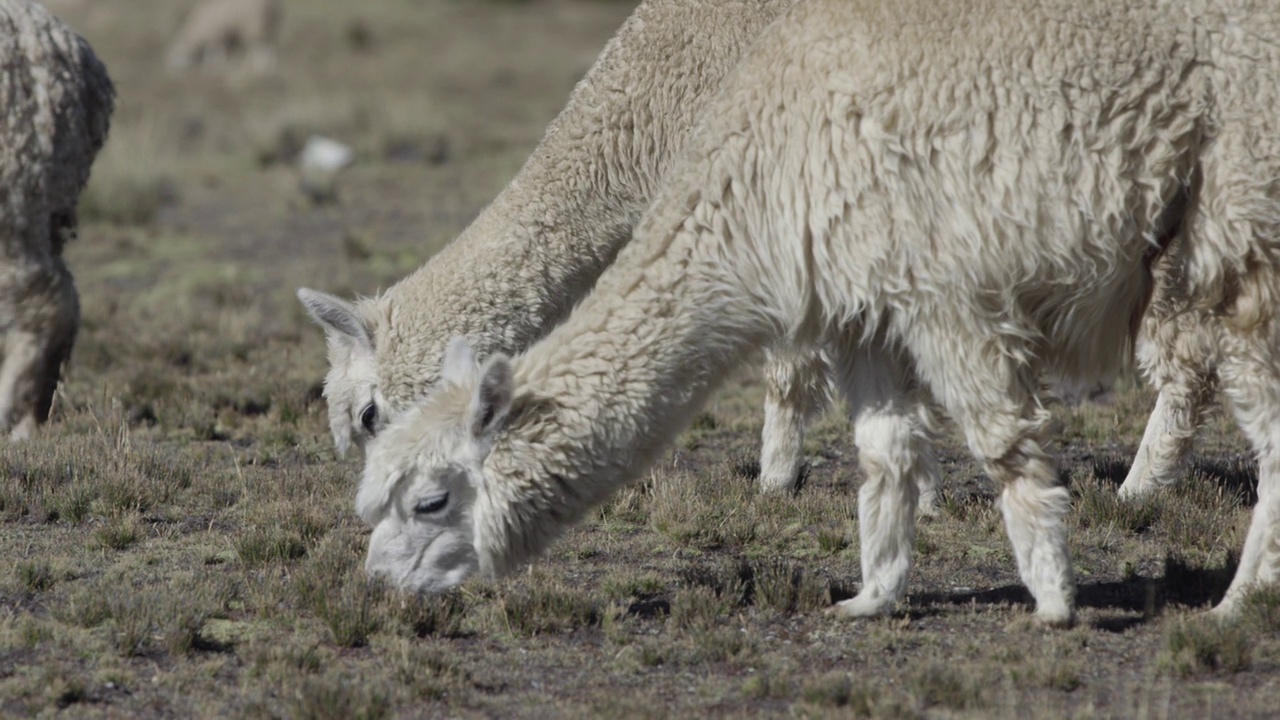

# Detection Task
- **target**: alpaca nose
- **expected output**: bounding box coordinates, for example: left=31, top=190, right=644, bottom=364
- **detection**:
left=363, top=535, right=395, bottom=581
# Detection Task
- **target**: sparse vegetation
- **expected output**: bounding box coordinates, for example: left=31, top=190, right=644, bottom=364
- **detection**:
left=1157, top=614, right=1254, bottom=678
left=0, top=0, right=1277, bottom=717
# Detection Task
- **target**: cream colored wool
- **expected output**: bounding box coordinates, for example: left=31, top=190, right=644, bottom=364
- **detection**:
left=299, top=0, right=1224, bottom=512
left=0, top=0, right=113, bottom=440
left=299, top=0, right=855, bottom=496
left=359, top=0, right=1280, bottom=625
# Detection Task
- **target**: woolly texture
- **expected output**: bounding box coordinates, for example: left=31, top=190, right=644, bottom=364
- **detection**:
left=362, top=0, right=1280, bottom=624
left=298, top=0, right=799, bottom=467
left=0, top=0, right=113, bottom=440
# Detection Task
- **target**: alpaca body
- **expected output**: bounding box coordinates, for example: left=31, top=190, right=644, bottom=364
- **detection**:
left=0, top=0, right=114, bottom=439
left=360, top=0, right=1280, bottom=623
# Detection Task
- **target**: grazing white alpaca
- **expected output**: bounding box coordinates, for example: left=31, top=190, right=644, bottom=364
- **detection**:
left=0, top=1, right=114, bottom=439
left=166, top=0, right=282, bottom=74
left=299, top=0, right=909, bottom=499
left=359, top=0, right=1280, bottom=624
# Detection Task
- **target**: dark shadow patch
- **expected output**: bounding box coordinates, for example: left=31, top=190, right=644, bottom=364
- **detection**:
left=793, top=461, right=811, bottom=495
left=625, top=597, right=670, bottom=620
left=730, top=459, right=760, bottom=481
left=1092, top=614, right=1147, bottom=633
left=913, top=584, right=1033, bottom=612
left=1189, top=456, right=1258, bottom=506
left=908, top=552, right=1237, bottom=622
left=1091, top=454, right=1133, bottom=486
left=1159, top=553, right=1238, bottom=609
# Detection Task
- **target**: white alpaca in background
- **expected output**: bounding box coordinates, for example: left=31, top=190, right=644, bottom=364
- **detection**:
left=166, top=0, right=282, bottom=74
left=357, top=0, right=1280, bottom=624
left=0, top=0, right=114, bottom=439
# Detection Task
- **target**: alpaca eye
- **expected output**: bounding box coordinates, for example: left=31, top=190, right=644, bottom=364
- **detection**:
left=360, top=403, right=378, bottom=434
left=413, top=493, right=449, bottom=515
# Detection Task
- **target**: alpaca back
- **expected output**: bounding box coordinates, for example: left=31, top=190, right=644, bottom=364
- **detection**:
left=623, top=0, right=1215, bottom=383
left=0, top=0, right=114, bottom=254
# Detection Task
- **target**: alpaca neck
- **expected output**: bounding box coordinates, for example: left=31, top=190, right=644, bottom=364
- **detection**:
left=388, top=0, right=789, bottom=360
left=476, top=200, right=783, bottom=575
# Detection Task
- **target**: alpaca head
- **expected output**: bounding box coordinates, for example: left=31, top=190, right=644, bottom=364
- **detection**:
left=357, top=337, right=514, bottom=594
left=297, top=288, right=387, bottom=458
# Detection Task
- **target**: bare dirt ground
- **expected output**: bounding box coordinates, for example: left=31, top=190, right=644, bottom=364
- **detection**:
left=2, top=1, right=1280, bottom=718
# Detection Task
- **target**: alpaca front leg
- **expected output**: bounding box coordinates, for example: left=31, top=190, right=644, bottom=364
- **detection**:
left=913, top=429, right=942, bottom=519
left=825, top=346, right=928, bottom=618
left=0, top=330, right=43, bottom=439
left=833, top=408, right=926, bottom=617
left=992, top=441, right=1075, bottom=626
left=759, top=347, right=830, bottom=493
left=1118, top=374, right=1211, bottom=499
left=1121, top=311, right=1217, bottom=498
left=1209, top=348, right=1280, bottom=617
left=1211, top=450, right=1280, bottom=617
left=0, top=257, right=78, bottom=440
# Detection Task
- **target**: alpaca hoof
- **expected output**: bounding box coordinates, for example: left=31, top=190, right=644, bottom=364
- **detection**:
left=757, top=473, right=797, bottom=494
left=8, top=415, right=36, bottom=442
left=1208, top=596, right=1241, bottom=620
left=916, top=492, right=940, bottom=520
left=1115, top=480, right=1145, bottom=501
left=757, top=461, right=802, bottom=494
left=829, top=592, right=894, bottom=619
left=1033, top=604, right=1075, bottom=628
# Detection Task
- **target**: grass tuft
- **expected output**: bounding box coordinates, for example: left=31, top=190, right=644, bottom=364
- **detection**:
left=497, top=577, right=603, bottom=636
left=390, top=588, right=468, bottom=638
left=906, top=660, right=988, bottom=711
left=1071, top=472, right=1161, bottom=533
left=799, top=672, right=883, bottom=714
left=287, top=673, right=392, bottom=720
left=1157, top=614, right=1253, bottom=677
left=236, top=507, right=329, bottom=566
left=95, top=513, right=143, bottom=551
left=15, top=560, right=56, bottom=593
left=748, top=558, right=831, bottom=613
left=309, top=571, right=385, bottom=649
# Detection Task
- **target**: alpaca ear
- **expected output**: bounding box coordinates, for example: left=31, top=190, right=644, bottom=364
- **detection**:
left=441, top=337, right=477, bottom=386
left=470, top=355, right=513, bottom=440
left=298, top=288, right=373, bottom=354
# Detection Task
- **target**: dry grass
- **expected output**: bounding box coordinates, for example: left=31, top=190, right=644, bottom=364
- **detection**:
left=2, top=0, right=1279, bottom=717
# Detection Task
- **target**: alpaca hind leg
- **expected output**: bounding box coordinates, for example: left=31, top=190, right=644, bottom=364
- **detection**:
left=759, top=346, right=830, bottom=493
left=1209, top=342, right=1280, bottom=617
left=830, top=346, right=933, bottom=618
left=913, top=327, right=1074, bottom=625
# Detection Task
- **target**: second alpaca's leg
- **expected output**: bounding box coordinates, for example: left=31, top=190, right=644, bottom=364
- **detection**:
left=1120, top=313, right=1217, bottom=498
left=760, top=345, right=942, bottom=516
left=759, top=347, right=830, bottom=493
left=830, top=344, right=934, bottom=617
left=1209, top=333, right=1280, bottom=617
